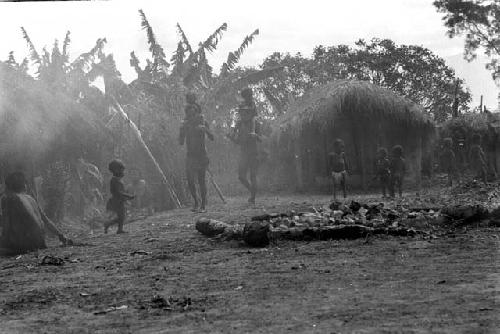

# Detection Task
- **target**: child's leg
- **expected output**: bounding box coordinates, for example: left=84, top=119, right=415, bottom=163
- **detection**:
left=332, top=176, right=337, bottom=201
left=389, top=177, right=395, bottom=198
left=398, top=177, right=403, bottom=197
left=238, top=157, right=252, bottom=193
left=197, top=167, right=207, bottom=210
left=104, top=214, right=118, bottom=234
left=186, top=166, right=198, bottom=210
left=380, top=176, right=386, bottom=197
left=341, top=172, right=347, bottom=199
left=248, top=165, right=257, bottom=204
left=116, top=205, right=126, bottom=234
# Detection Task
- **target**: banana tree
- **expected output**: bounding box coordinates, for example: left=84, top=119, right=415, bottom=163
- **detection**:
left=128, top=10, right=283, bottom=125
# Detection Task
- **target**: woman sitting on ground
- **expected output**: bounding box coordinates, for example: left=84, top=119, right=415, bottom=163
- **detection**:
left=0, top=172, right=72, bottom=256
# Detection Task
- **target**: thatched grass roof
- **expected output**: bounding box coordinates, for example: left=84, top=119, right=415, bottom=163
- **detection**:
left=0, top=62, right=104, bottom=159
left=278, top=80, right=434, bottom=131
left=441, top=112, right=500, bottom=139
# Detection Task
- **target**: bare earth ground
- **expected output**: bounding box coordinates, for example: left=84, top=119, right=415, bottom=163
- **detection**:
left=0, top=193, right=499, bottom=334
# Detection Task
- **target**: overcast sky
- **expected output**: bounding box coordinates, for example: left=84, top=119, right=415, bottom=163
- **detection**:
left=0, top=0, right=497, bottom=108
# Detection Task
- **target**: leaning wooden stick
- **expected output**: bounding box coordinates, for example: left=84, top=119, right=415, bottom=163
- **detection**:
left=207, top=169, right=227, bottom=204
left=111, top=98, right=181, bottom=208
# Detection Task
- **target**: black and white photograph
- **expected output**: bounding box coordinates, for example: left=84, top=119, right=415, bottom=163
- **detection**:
left=0, top=0, right=498, bottom=332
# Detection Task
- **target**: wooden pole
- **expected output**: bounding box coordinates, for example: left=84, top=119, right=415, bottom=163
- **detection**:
left=111, top=99, right=181, bottom=208
left=207, top=169, right=226, bottom=203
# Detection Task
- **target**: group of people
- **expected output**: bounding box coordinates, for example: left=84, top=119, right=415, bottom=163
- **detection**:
left=328, top=139, right=406, bottom=200
left=0, top=87, right=263, bottom=254
left=329, top=132, right=491, bottom=201
left=178, top=87, right=261, bottom=212
left=439, top=133, right=488, bottom=186
left=2, top=87, right=491, bottom=254
left=104, top=87, right=262, bottom=233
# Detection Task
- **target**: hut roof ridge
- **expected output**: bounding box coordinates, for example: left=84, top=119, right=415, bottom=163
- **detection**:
left=279, top=80, right=434, bottom=130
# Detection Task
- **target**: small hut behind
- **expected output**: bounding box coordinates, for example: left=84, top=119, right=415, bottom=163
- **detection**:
left=266, top=80, right=436, bottom=191
left=440, top=112, right=500, bottom=178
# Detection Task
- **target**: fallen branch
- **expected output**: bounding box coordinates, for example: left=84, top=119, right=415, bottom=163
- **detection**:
left=195, top=218, right=422, bottom=247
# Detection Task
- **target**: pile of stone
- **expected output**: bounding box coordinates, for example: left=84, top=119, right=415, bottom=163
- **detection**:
left=195, top=201, right=495, bottom=247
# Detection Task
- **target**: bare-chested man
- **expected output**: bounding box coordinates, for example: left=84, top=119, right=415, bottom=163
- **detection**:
left=179, top=92, right=214, bottom=212
left=229, top=88, right=260, bottom=204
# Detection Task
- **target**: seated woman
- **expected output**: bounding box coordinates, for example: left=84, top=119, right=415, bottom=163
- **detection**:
left=0, top=172, right=72, bottom=256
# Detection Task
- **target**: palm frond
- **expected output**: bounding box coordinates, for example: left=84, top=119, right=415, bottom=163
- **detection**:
left=88, top=54, right=121, bottom=84
left=263, top=88, right=284, bottom=116
left=6, top=51, right=18, bottom=67
left=129, top=51, right=143, bottom=76
left=62, top=31, right=71, bottom=62
left=176, top=23, right=193, bottom=54
left=199, top=23, right=227, bottom=53
left=170, top=41, right=185, bottom=74
left=41, top=47, right=50, bottom=66
left=220, top=28, right=259, bottom=76
left=20, top=27, right=41, bottom=66
left=180, top=23, right=227, bottom=85
left=197, top=48, right=212, bottom=88
left=206, top=66, right=284, bottom=106
left=138, top=9, right=169, bottom=71
left=233, top=65, right=284, bottom=90
left=51, top=39, right=62, bottom=62
left=71, top=38, right=107, bottom=73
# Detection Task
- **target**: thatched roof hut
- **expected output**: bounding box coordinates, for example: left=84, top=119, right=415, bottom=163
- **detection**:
left=267, top=80, right=436, bottom=191
left=440, top=112, right=500, bottom=177
left=0, top=62, right=106, bottom=176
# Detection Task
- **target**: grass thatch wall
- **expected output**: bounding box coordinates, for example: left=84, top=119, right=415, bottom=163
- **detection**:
left=265, top=80, right=436, bottom=192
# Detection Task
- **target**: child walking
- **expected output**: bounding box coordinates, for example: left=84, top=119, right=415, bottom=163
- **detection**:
left=375, top=147, right=391, bottom=198
left=104, top=159, right=135, bottom=234
left=389, top=145, right=406, bottom=198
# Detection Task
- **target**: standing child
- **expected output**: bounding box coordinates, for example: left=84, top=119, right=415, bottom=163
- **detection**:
left=440, top=137, right=458, bottom=186
left=389, top=145, right=406, bottom=198
left=104, top=159, right=135, bottom=234
left=469, top=133, right=487, bottom=184
left=375, top=147, right=391, bottom=198
left=328, top=139, right=348, bottom=200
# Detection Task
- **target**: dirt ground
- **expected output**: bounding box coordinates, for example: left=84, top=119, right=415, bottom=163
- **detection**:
left=0, top=193, right=499, bottom=333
